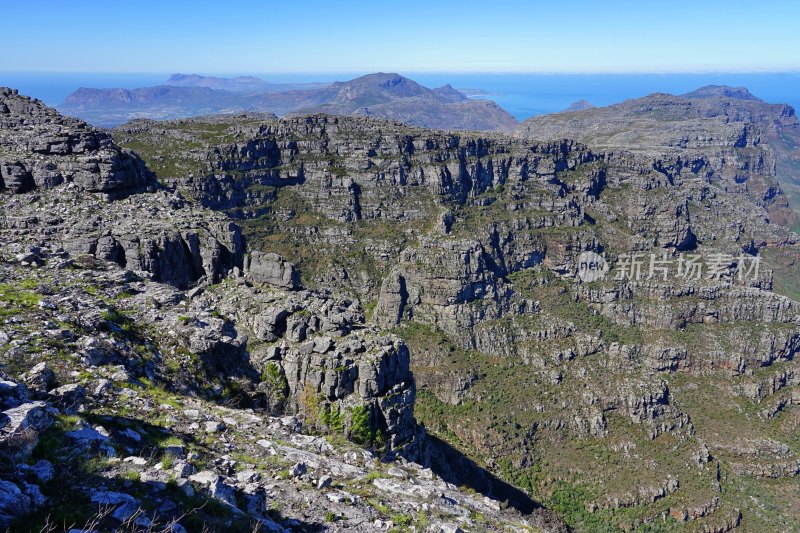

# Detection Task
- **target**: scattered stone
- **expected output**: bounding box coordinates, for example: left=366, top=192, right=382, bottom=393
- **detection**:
left=205, top=420, right=224, bottom=433
left=47, top=383, right=86, bottom=414
left=291, top=462, right=307, bottom=477
left=21, top=362, right=55, bottom=393
left=1, top=401, right=52, bottom=435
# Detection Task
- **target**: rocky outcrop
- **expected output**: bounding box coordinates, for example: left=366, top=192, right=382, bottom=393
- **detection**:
left=244, top=251, right=300, bottom=290
left=105, top=102, right=800, bottom=531
left=515, top=88, right=800, bottom=226
left=0, top=93, right=245, bottom=289
left=0, top=87, right=153, bottom=195
left=179, top=281, right=426, bottom=459
left=1, top=189, right=244, bottom=289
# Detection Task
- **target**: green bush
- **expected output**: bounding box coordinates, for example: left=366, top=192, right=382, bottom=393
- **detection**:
left=321, top=404, right=345, bottom=432
left=349, top=405, right=373, bottom=445
left=262, top=362, right=289, bottom=405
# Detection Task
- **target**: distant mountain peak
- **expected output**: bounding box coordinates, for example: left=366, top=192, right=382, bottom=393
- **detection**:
left=163, top=73, right=282, bottom=94
left=681, top=85, right=763, bottom=102
left=167, top=73, right=202, bottom=82
left=339, top=73, right=417, bottom=89
left=354, top=72, right=403, bottom=81
left=58, top=72, right=515, bottom=131
left=321, top=73, right=468, bottom=107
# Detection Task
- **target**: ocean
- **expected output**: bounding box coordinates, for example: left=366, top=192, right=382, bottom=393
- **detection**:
left=2, top=71, right=799, bottom=121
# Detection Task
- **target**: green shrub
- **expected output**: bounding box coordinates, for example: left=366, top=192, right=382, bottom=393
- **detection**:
left=161, top=452, right=176, bottom=470
left=350, top=405, right=373, bottom=445
left=321, top=404, right=345, bottom=432
left=391, top=513, right=413, bottom=526
left=262, top=362, right=289, bottom=402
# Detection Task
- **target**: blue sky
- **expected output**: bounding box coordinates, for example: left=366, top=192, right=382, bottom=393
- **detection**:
left=2, top=0, right=799, bottom=73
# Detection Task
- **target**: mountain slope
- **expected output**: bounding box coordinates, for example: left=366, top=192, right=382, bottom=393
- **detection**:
left=112, top=98, right=800, bottom=531
left=0, top=88, right=561, bottom=532
left=58, top=73, right=519, bottom=132
left=292, top=73, right=517, bottom=132
left=515, top=86, right=800, bottom=224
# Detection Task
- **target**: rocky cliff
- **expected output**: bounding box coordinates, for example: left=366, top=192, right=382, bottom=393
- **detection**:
left=111, top=94, right=800, bottom=531
left=0, top=87, right=152, bottom=195
left=0, top=90, right=560, bottom=532
left=515, top=86, right=800, bottom=226
left=5, top=80, right=800, bottom=530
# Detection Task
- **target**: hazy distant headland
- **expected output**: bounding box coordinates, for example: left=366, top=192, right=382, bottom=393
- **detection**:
left=4, top=70, right=800, bottom=126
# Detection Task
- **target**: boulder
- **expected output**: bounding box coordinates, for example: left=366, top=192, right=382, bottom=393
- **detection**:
left=21, top=363, right=55, bottom=393
left=0, top=480, right=43, bottom=528
left=1, top=402, right=52, bottom=435
left=244, top=252, right=300, bottom=290
left=47, top=384, right=86, bottom=414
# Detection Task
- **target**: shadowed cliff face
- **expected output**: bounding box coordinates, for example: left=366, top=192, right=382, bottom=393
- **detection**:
left=111, top=94, right=800, bottom=531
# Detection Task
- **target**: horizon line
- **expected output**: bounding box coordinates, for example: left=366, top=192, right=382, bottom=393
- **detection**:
left=3, top=68, right=800, bottom=76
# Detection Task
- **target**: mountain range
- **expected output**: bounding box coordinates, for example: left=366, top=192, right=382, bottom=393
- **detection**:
left=3, top=81, right=800, bottom=531
left=58, top=72, right=519, bottom=132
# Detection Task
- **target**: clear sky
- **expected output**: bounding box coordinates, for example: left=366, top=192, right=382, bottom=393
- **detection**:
left=2, top=0, right=799, bottom=73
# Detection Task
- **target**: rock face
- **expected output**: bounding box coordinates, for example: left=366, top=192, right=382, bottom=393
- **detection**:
left=0, top=88, right=244, bottom=289
left=0, top=90, right=561, bottom=531
left=188, top=281, right=424, bottom=458
left=244, top=251, right=300, bottom=290
left=0, top=87, right=153, bottom=195
left=7, top=83, right=800, bottom=530
left=110, top=91, right=800, bottom=531
left=515, top=86, right=800, bottom=226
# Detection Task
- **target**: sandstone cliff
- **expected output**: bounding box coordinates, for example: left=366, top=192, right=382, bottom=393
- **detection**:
left=0, top=90, right=551, bottom=532
left=110, top=98, right=800, bottom=531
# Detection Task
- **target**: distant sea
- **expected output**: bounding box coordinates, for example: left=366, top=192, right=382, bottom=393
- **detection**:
left=2, top=71, right=800, bottom=121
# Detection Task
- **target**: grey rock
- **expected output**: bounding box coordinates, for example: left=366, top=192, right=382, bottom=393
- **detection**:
left=291, top=462, right=307, bottom=477
left=0, top=380, right=27, bottom=409
left=189, top=470, right=220, bottom=486
left=47, top=383, right=86, bottom=414
left=66, top=424, right=109, bottom=443
left=0, top=480, right=42, bottom=527
left=21, top=362, right=55, bottom=393
left=173, top=461, right=196, bottom=478
left=21, top=460, right=54, bottom=483
left=1, top=401, right=51, bottom=435
left=163, top=444, right=186, bottom=458
left=244, top=251, right=300, bottom=290
left=205, top=420, right=225, bottom=433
